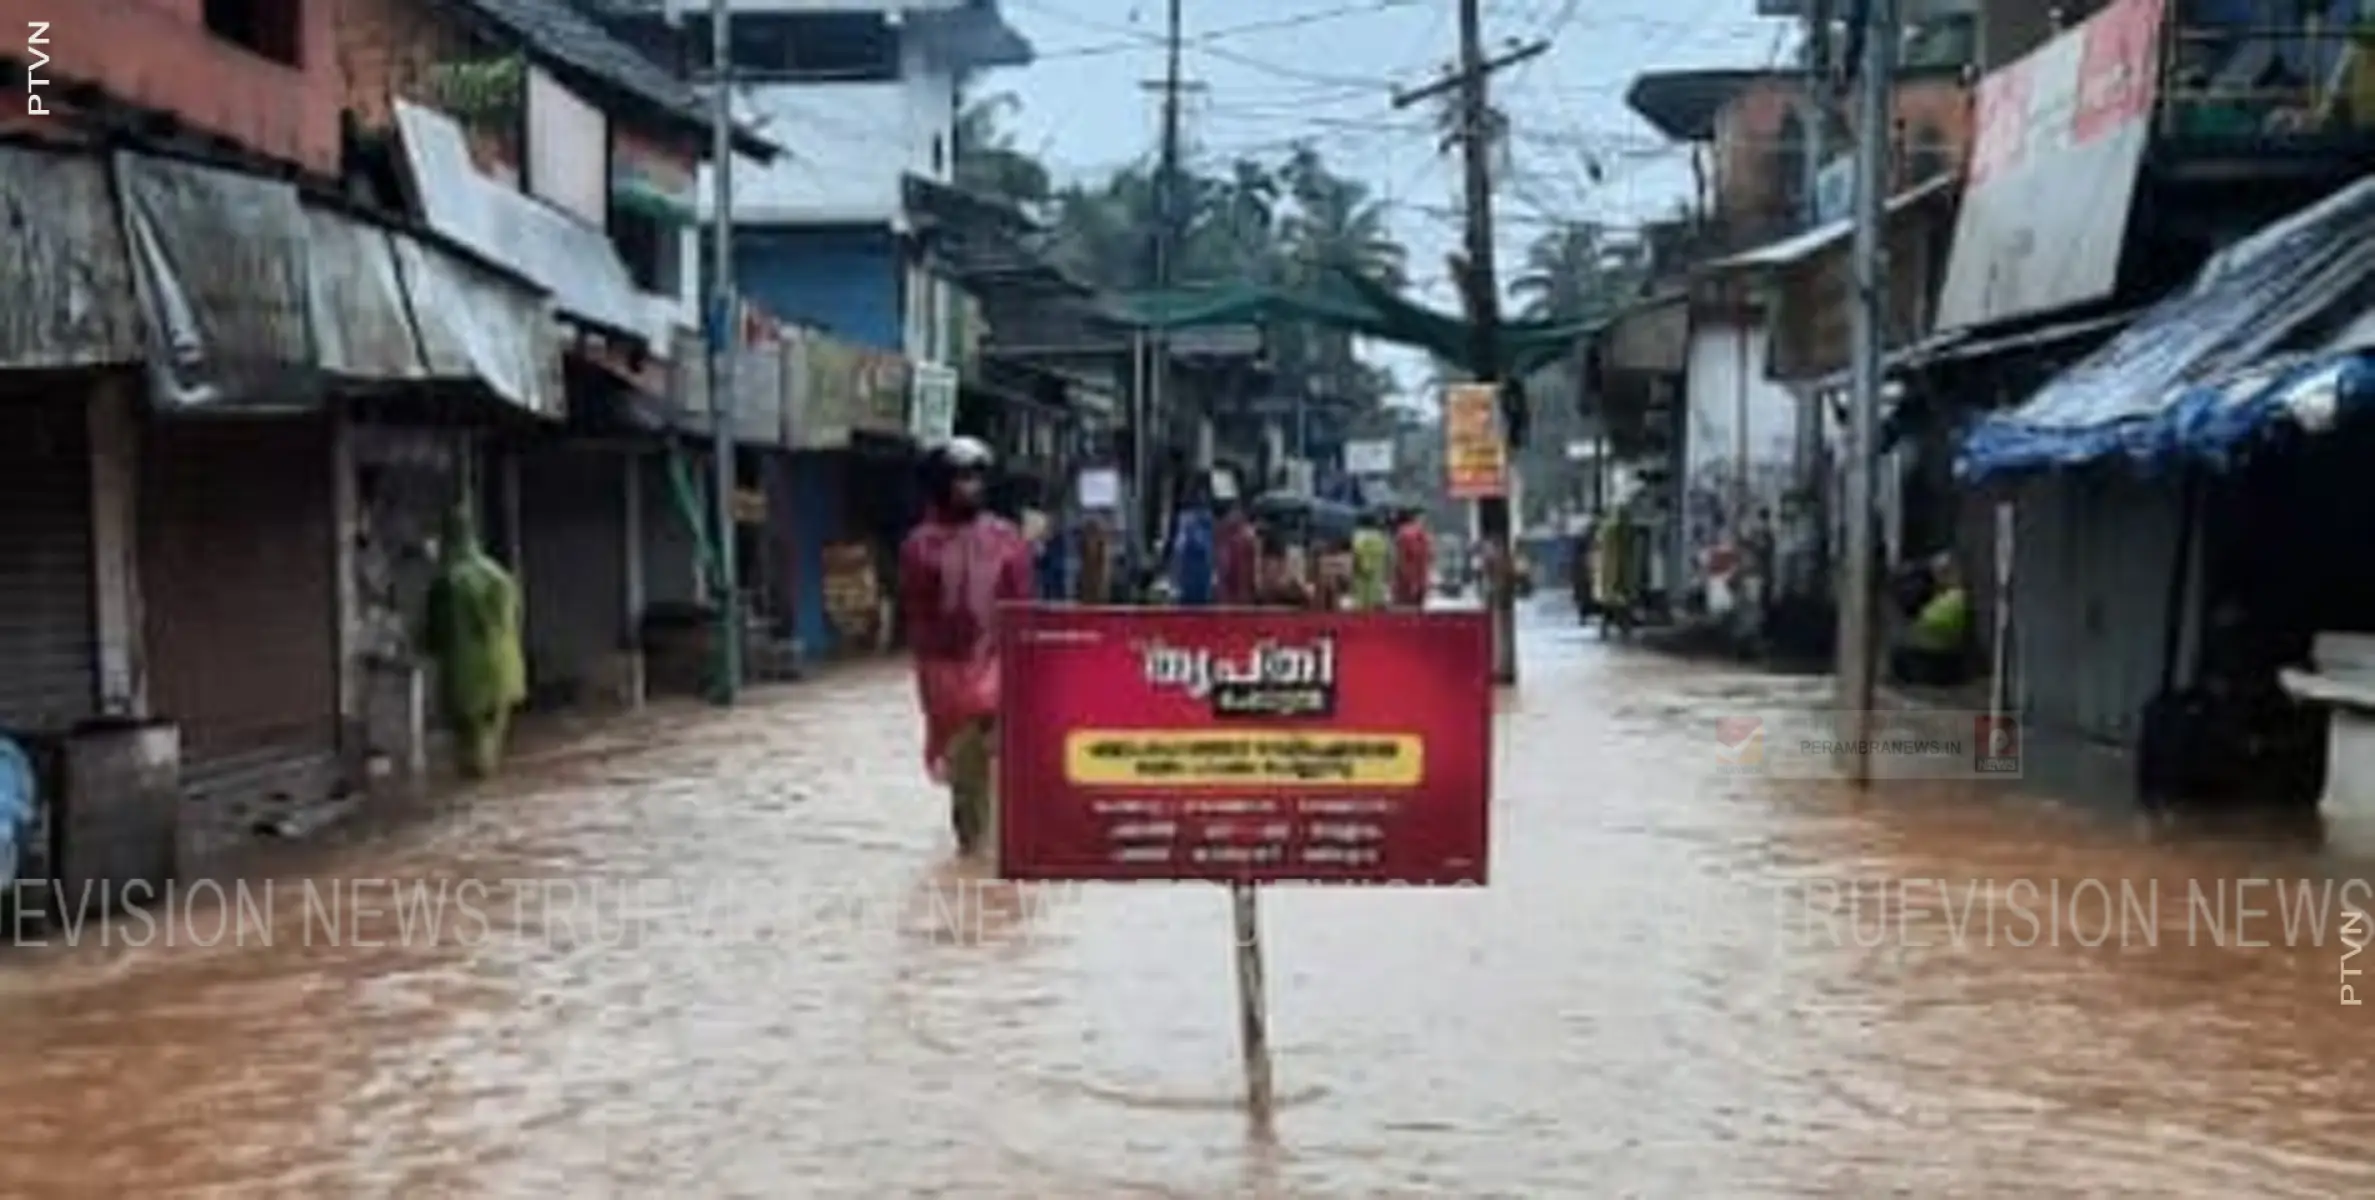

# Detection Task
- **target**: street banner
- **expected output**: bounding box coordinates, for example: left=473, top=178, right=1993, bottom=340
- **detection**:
left=997, top=605, right=1493, bottom=885
left=1443, top=383, right=1508, bottom=498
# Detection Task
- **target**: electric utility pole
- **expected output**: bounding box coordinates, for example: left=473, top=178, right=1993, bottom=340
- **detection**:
left=706, top=0, right=743, bottom=703
left=1393, top=5, right=1548, bottom=685
left=1129, top=0, right=1188, bottom=583
left=1801, top=0, right=1836, bottom=223
left=1838, top=0, right=1896, bottom=783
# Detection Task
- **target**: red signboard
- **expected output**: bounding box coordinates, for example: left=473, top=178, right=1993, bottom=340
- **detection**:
left=2071, top=0, right=2163, bottom=144
left=997, top=605, right=1492, bottom=886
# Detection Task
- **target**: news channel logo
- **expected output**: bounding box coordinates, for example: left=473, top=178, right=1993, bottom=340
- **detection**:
left=1713, top=710, right=2023, bottom=779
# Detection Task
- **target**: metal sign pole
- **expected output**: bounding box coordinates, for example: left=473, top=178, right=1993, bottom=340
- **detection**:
left=1230, top=880, right=1276, bottom=1134
left=1988, top=499, right=2014, bottom=732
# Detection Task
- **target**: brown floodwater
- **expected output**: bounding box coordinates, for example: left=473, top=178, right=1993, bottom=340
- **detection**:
left=0, top=607, right=2367, bottom=1197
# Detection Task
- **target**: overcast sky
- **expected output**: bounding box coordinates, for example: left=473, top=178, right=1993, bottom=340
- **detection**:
left=991, top=0, right=1785, bottom=398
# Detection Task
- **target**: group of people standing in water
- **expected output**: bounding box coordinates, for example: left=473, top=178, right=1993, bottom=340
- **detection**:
left=897, top=438, right=1443, bottom=857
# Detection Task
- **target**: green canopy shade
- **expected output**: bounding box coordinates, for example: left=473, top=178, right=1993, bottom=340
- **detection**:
left=612, top=178, right=698, bottom=227
left=1106, top=262, right=1595, bottom=379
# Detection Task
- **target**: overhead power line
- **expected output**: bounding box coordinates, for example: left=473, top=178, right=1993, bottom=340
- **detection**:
left=1036, top=0, right=1426, bottom=61
left=1008, top=0, right=1402, bottom=89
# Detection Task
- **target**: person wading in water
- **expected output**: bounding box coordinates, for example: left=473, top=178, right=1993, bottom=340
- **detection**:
left=899, top=437, right=1034, bottom=857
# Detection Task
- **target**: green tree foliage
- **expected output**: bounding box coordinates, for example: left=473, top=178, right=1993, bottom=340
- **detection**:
left=952, top=98, right=1643, bottom=522
left=953, top=95, right=1407, bottom=417
left=1509, top=221, right=1648, bottom=527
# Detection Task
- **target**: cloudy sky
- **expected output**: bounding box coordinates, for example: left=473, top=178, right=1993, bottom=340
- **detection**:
left=991, top=0, right=1787, bottom=397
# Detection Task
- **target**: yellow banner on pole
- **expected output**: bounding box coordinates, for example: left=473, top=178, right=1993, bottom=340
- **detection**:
left=1443, top=383, right=1508, bottom=499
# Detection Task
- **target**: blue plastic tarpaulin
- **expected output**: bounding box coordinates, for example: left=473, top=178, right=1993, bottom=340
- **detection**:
left=1957, top=176, right=2375, bottom=482
left=0, top=736, right=35, bottom=892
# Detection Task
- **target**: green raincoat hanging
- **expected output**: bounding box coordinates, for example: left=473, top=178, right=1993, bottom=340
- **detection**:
left=424, top=504, right=526, bottom=778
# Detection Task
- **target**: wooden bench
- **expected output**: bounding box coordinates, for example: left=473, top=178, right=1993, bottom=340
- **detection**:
left=2278, top=632, right=2375, bottom=820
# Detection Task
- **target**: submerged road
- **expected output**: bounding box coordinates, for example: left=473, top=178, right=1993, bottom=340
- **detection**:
left=0, top=607, right=2367, bottom=1196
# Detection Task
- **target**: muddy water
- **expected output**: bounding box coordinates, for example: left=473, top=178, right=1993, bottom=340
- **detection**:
left=0, top=610, right=2369, bottom=1197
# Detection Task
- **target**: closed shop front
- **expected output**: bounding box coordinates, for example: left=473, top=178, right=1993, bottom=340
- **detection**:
left=518, top=443, right=633, bottom=707
left=140, top=416, right=340, bottom=841
left=0, top=390, right=97, bottom=735
left=352, top=423, right=469, bottom=777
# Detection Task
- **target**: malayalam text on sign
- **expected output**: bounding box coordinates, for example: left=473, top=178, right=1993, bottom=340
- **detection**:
left=998, top=606, right=1492, bottom=885
left=1443, top=383, right=1508, bottom=499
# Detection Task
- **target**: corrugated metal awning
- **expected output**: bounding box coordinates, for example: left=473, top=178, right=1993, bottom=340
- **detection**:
left=395, top=100, right=661, bottom=345
left=392, top=232, right=564, bottom=419
left=0, top=145, right=144, bottom=369
left=1896, top=309, right=2135, bottom=373
left=302, top=205, right=427, bottom=381
left=1704, top=175, right=1958, bottom=274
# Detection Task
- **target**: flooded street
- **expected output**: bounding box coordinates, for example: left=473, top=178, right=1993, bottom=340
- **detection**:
left=0, top=608, right=2369, bottom=1197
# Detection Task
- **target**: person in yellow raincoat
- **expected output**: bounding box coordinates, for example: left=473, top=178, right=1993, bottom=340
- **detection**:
left=1349, top=509, right=1393, bottom=611
left=424, top=503, right=527, bottom=778
left=1593, top=502, right=1638, bottom=638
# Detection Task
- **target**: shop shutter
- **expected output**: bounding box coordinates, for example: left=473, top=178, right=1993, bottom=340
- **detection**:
left=519, top=446, right=627, bottom=699
left=140, top=417, right=338, bottom=769
left=0, top=395, right=97, bottom=734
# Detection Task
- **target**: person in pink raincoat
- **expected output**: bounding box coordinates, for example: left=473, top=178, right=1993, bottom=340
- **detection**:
left=898, top=437, right=1035, bottom=856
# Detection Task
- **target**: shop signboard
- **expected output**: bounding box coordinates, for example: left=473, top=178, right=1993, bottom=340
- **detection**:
left=1443, top=383, right=1508, bottom=498
left=1343, top=438, right=1395, bottom=476
left=910, top=361, right=959, bottom=444
left=790, top=330, right=888, bottom=450
left=1934, top=0, right=2164, bottom=329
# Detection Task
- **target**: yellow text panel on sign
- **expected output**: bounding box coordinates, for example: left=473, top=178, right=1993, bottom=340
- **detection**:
left=1061, top=731, right=1425, bottom=788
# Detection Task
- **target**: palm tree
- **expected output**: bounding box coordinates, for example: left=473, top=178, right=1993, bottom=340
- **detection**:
left=1190, top=158, right=1281, bottom=284
left=1277, top=145, right=1405, bottom=287
left=1511, top=221, right=1644, bottom=322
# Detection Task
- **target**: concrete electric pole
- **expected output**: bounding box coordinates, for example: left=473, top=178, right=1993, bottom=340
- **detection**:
left=1129, top=0, right=1188, bottom=582
left=706, top=0, right=743, bottom=704
left=1837, top=0, right=1896, bottom=783
left=1392, top=4, right=1547, bottom=685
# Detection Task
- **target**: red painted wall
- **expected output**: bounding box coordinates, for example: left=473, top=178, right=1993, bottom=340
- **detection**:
left=0, top=0, right=341, bottom=174
left=1709, top=73, right=1973, bottom=230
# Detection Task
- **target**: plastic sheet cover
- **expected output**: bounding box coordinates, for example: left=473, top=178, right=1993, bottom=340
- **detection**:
left=1958, top=176, right=2375, bottom=481
left=0, top=146, right=144, bottom=369
left=113, top=150, right=317, bottom=409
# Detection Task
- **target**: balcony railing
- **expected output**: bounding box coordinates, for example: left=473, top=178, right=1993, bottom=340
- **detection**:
left=2158, top=20, right=2375, bottom=144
